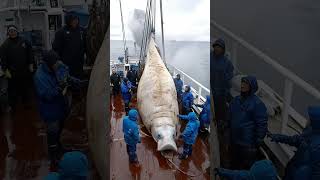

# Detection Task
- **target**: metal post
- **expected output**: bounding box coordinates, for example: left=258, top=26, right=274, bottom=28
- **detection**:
left=159, top=0, right=166, bottom=64
left=231, top=41, right=237, bottom=68
left=198, top=87, right=202, bottom=103
left=281, top=79, right=294, bottom=133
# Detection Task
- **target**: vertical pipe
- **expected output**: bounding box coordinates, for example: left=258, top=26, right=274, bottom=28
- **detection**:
left=159, top=0, right=166, bottom=64
left=118, top=0, right=126, bottom=60
left=198, top=87, right=202, bottom=103
left=281, top=79, right=294, bottom=133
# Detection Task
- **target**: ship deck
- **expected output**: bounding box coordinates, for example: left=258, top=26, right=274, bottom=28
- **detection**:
left=0, top=90, right=100, bottom=179
left=110, top=92, right=210, bottom=180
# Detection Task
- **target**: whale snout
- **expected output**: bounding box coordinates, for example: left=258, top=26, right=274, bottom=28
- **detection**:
left=152, top=125, right=177, bottom=152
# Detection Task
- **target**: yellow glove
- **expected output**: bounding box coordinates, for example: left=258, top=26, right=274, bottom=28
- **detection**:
left=5, top=69, right=11, bottom=79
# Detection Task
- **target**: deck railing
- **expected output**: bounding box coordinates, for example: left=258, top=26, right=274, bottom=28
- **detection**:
left=211, top=20, right=320, bottom=133
left=167, top=64, right=210, bottom=104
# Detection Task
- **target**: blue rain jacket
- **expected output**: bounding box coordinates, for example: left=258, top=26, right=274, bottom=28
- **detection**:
left=123, top=109, right=141, bottom=145
left=121, top=80, right=133, bottom=103
left=210, top=39, right=234, bottom=97
left=58, top=151, right=88, bottom=180
left=195, top=95, right=211, bottom=125
left=174, top=78, right=183, bottom=96
left=44, top=172, right=59, bottom=180
left=269, top=106, right=320, bottom=180
left=182, top=86, right=194, bottom=110
left=34, top=63, right=69, bottom=123
left=229, top=76, right=268, bottom=147
left=178, top=112, right=200, bottom=145
left=217, top=160, right=277, bottom=180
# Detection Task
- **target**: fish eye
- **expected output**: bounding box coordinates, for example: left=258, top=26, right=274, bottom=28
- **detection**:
left=157, top=134, right=162, bottom=139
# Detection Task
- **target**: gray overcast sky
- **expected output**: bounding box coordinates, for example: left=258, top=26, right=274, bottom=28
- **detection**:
left=110, top=0, right=210, bottom=41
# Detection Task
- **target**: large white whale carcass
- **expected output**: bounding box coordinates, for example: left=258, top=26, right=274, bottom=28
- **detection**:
left=137, top=38, right=179, bottom=152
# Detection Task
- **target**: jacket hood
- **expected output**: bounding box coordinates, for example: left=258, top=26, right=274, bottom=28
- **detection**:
left=44, top=173, right=59, bottom=180
left=188, top=112, right=198, bottom=121
left=128, top=109, right=138, bottom=121
left=185, top=85, right=191, bottom=92
left=58, top=151, right=88, bottom=178
left=65, top=14, right=79, bottom=27
left=250, top=160, right=277, bottom=180
left=242, top=75, right=258, bottom=95
left=308, top=106, right=320, bottom=130
left=42, top=50, right=59, bottom=67
left=213, top=38, right=225, bottom=50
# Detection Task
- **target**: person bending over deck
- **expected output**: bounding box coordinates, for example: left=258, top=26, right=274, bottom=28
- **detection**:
left=44, top=151, right=88, bottom=180
left=194, top=95, right=211, bottom=132
left=34, top=50, right=82, bottom=168
left=181, top=85, right=194, bottom=115
left=177, top=112, right=200, bottom=159
left=0, top=25, right=34, bottom=111
left=121, top=78, right=134, bottom=114
left=110, top=69, right=121, bottom=95
left=123, top=109, right=141, bottom=165
left=52, top=14, right=87, bottom=79
left=267, top=106, right=320, bottom=180
left=229, top=76, right=268, bottom=169
left=215, top=159, right=278, bottom=180
left=174, top=74, right=183, bottom=102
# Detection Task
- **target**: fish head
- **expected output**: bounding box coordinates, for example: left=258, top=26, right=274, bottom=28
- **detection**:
left=152, top=125, right=177, bottom=152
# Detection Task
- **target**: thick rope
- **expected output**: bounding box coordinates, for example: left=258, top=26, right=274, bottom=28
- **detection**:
left=166, top=158, right=205, bottom=177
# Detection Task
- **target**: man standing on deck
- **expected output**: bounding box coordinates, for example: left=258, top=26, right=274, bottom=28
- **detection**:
left=52, top=14, right=87, bottom=80
left=211, top=38, right=234, bottom=167
left=126, top=69, right=137, bottom=87
left=229, top=75, right=268, bottom=169
left=174, top=74, right=183, bottom=102
left=0, top=25, right=34, bottom=111
left=177, top=112, right=200, bottom=159
left=123, top=109, right=141, bottom=165
left=267, top=106, right=320, bottom=180
left=121, top=78, right=134, bottom=114
left=110, top=69, right=121, bottom=95
left=181, top=85, right=194, bottom=115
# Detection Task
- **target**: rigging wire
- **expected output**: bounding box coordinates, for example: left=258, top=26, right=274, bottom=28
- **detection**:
left=118, top=0, right=127, bottom=61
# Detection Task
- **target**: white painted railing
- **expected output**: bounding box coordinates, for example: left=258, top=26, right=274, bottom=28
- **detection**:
left=211, top=20, right=320, bottom=133
left=167, top=63, right=210, bottom=103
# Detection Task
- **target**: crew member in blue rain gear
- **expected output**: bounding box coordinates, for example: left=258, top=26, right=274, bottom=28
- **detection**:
left=267, top=106, right=320, bottom=180
left=194, top=95, right=211, bottom=132
left=52, top=14, right=87, bottom=79
left=229, top=75, right=268, bottom=169
left=177, top=112, right=200, bottom=159
left=211, top=38, right=234, bottom=133
left=123, top=109, right=141, bottom=164
left=34, top=50, right=82, bottom=167
left=44, top=151, right=88, bottom=180
left=121, top=77, right=134, bottom=114
left=173, top=74, right=183, bottom=102
left=181, top=85, right=194, bottom=115
left=215, top=159, right=278, bottom=180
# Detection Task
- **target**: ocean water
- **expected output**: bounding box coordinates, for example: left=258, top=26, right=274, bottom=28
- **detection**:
left=213, top=0, right=320, bottom=116
left=110, top=40, right=210, bottom=90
